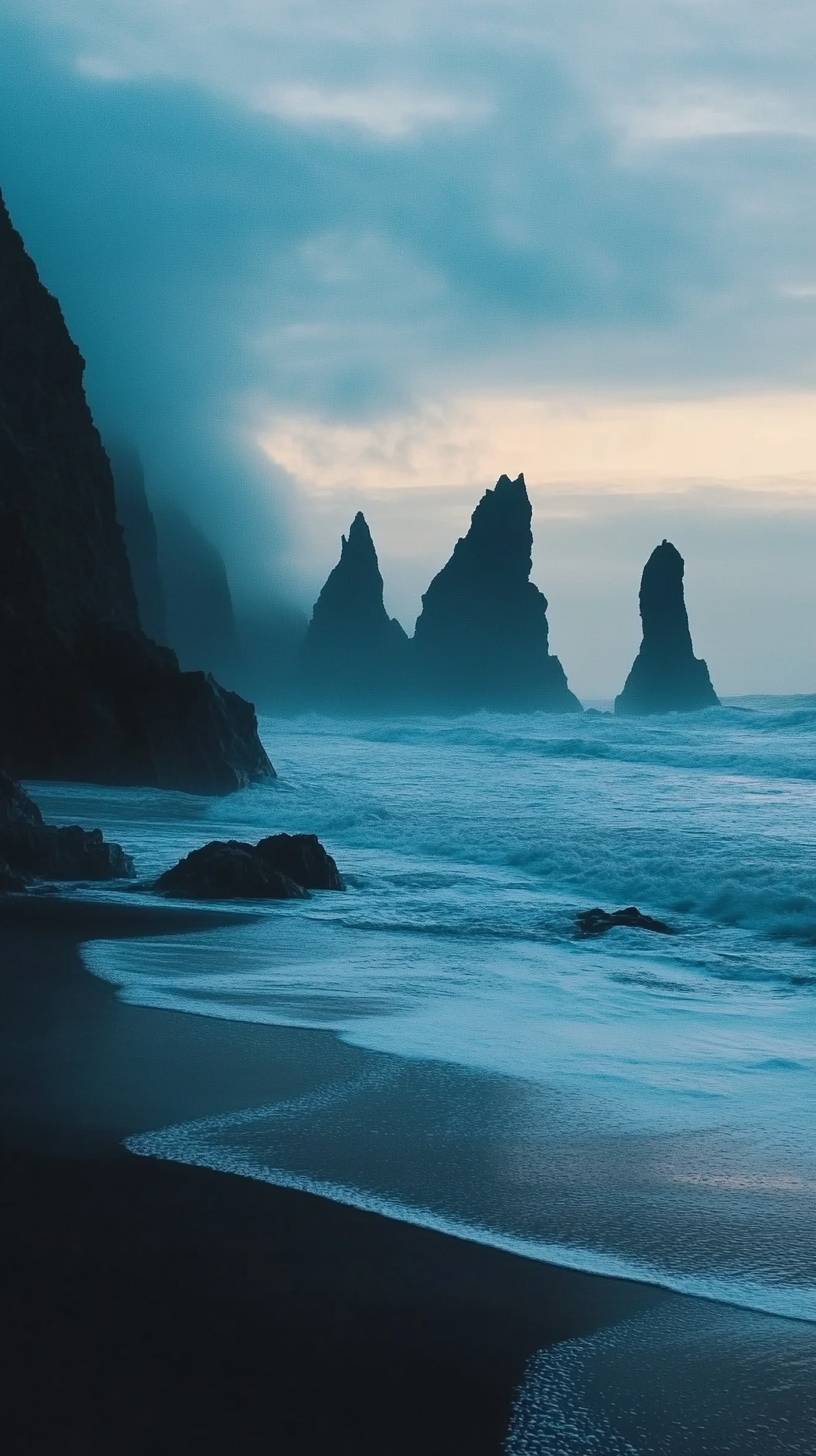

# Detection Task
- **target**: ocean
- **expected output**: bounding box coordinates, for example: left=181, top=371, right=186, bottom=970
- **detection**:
left=29, top=698, right=816, bottom=1451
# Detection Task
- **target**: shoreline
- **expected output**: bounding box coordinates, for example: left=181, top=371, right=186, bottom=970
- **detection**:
left=0, top=893, right=666, bottom=1453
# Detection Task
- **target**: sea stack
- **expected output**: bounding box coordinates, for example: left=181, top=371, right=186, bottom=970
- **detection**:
left=0, top=188, right=273, bottom=792
left=412, top=473, right=580, bottom=712
left=300, top=512, right=409, bottom=711
left=615, top=541, right=719, bottom=715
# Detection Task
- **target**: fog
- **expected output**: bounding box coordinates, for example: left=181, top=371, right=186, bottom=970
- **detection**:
left=3, top=5, right=816, bottom=696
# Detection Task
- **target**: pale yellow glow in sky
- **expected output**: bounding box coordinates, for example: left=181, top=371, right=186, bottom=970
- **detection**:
left=259, top=389, right=816, bottom=497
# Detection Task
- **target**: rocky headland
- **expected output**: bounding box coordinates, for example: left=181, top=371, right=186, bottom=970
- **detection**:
left=0, top=189, right=272, bottom=793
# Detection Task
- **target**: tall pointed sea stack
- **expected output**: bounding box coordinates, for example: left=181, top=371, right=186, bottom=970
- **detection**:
left=615, top=541, right=719, bottom=715
left=300, top=512, right=409, bottom=711
left=0, top=188, right=272, bottom=792
left=412, top=473, right=580, bottom=711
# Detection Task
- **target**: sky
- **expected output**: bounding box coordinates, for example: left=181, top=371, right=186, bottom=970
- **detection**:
left=2, top=1, right=816, bottom=696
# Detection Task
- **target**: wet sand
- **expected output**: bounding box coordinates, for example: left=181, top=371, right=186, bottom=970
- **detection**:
left=0, top=895, right=665, bottom=1454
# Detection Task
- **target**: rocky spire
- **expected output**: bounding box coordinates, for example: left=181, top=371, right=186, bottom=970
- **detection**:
left=300, top=512, right=409, bottom=710
left=412, top=473, right=580, bottom=711
left=0, top=188, right=272, bottom=792
left=615, top=540, right=719, bottom=715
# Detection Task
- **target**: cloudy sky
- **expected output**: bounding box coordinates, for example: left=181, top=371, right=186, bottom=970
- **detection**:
left=3, top=1, right=816, bottom=695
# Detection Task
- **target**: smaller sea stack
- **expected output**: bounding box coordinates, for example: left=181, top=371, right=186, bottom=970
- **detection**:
left=615, top=541, right=718, bottom=715
left=300, top=512, right=409, bottom=711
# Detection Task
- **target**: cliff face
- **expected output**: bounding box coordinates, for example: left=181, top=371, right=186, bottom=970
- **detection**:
left=158, top=505, right=243, bottom=690
left=109, top=442, right=168, bottom=645
left=0, top=189, right=273, bottom=793
left=615, top=541, right=719, bottom=715
left=300, top=512, right=409, bottom=710
left=413, top=474, right=580, bottom=711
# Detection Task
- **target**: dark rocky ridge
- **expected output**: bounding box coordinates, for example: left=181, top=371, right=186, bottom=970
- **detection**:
left=157, top=833, right=344, bottom=900
left=300, top=512, right=409, bottom=711
left=413, top=474, right=580, bottom=711
left=158, top=504, right=244, bottom=690
left=0, top=188, right=273, bottom=793
left=615, top=541, right=719, bottom=716
left=0, top=772, right=132, bottom=883
left=109, top=442, right=168, bottom=645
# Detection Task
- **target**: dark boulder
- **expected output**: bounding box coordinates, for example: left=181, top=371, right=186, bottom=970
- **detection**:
left=576, top=906, right=675, bottom=938
left=412, top=474, right=580, bottom=712
left=615, top=541, right=718, bottom=715
left=0, top=188, right=273, bottom=794
left=157, top=841, right=308, bottom=900
left=256, top=833, right=345, bottom=890
left=0, top=772, right=133, bottom=883
left=300, top=512, right=409, bottom=712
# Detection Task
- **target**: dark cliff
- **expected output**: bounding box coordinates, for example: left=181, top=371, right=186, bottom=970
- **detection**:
left=109, top=442, right=168, bottom=645
left=412, top=473, right=580, bottom=712
left=0, top=189, right=273, bottom=792
left=158, top=504, right=243, bottom=690
left=300, top=512, right=409, bottom=711
left=615, top=541, right=719, bottom=715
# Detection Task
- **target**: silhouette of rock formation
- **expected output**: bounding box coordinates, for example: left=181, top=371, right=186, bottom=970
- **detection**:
left=576, top=906, right=675, bottom=938
left=0, top=188, right=272, bottom=792
left=158, top=505, right=243, bottom=689
left=615, top=541, right=719, bottom=715
left=109, top=442, right=168, bottom=644
left=0, top=772, right=133, bottom=883
left=300, top=512, right=409, bottom=710
left=412, top=473, right=580, bottom=711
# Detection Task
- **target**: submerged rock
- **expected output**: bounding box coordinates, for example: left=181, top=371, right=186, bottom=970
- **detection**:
left=576, top=906, right=675, bottom=937
left=615, top=542, right=719, bottom=716
left=412, top=474, right=580, bottom=712
left=157, top=833, right=344, bottom=900
left=0, top=189, right=273, bottom=794
left=0, top=772, right=133, bottom=883
left=300, top=512, right=409, bottom=711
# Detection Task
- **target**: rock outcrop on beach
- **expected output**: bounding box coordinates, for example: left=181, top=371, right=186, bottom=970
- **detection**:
left=0, top=187, right=273, bottom=793
left=300, top=512, right=409, bottom=711
left=157, top=833, right=344, bottom=900
left=255, top=833, right=345, bottom=891
left=109, top=442, right=168, bottom=645
left=576, top=905, right=675, bottom=937
left=412, top=474, right=580, bottom=712
left=158, top=505, right=244, bottom=690
left=0, top=772, right=133, bottom=884
left=615, top=542, right=719, bottom=716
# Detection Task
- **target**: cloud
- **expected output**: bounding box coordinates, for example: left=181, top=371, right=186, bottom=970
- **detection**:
left=255, top=83, right=490, bottom=140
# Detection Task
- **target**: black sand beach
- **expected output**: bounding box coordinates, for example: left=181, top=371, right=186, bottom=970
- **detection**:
left=0, top=896, right=666, bottom=1454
